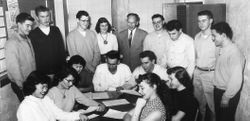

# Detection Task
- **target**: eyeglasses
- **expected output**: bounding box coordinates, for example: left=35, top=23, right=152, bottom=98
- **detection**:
left=79, top=19, right=89, bottom=23
left=64, top=78, right=75, bottom=83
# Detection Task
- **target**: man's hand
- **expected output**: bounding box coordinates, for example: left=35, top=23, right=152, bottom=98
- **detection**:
left=96, top=103, right=106, bottom=112
left=79, top=114, right=88, bottom=121
left=221, top=95, right=230, bottom=108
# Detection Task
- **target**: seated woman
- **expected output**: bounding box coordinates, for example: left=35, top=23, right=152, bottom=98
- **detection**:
left=167, top=66, right=198, bottom=121
left=68, top=55, right=94, bottom=92
left=17, top=71, right=88, bottom=121
left=46, top=66, right=105, bottom=115
left=124, top=73, right=172, bottom=121
left=95, top=17, right=118, bottom=63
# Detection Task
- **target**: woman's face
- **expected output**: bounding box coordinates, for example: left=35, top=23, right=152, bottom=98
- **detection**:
left=72, top=63, right=83, bottom=74
left=138, top=80, right=155, bottom=100
left=100, top=22, right=108, bottom=34
left=60, top=74, right=75, bottom=89
left=32, top=83, right=48, bottom=98
left=169, top=73, right=181, bottom=89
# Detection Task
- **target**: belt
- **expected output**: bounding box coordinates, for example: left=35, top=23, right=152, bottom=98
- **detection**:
left=196, top=66, right=215, bottom=71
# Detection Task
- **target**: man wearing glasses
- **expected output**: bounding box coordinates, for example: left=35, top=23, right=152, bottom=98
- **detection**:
left=143, top=14, right=171, bottom=68
left=67, top=10, right=100, bottom=91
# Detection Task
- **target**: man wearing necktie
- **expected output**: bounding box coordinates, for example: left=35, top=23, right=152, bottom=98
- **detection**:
left=117, top=13, right=148, bottom=71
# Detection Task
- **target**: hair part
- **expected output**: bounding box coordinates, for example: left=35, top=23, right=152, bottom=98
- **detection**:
left=127, top=13, right=140, bottom=27
left=35, top=5, right=50, bottom=16
left=95, top=17, right=112, bottom=33
left=211, top=21, right=233, bottom=39
left=16, top=12, right=34, bottom=24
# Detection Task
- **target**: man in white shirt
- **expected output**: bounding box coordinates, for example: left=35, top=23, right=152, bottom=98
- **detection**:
left=92, top=51, right=132, bottom=91
left=165, top=20, right=195, bottom=77
left=130, top=50, right=169, bottom=88
left=143, top=14, right=171, bottom=67
left=193, top=10, right=216, bottom=121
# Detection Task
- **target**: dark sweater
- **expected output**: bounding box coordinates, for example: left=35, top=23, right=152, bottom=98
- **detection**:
left=29, top=26, right=66, bottom=75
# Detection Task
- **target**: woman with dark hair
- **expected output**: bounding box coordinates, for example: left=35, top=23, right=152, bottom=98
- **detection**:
left=17, top=71, right=88, bottom=121
left=167, top=66, right=198, bottom=121
left=46, top=66, right=105, bottom=118
left=67, top=55, right=94, bottom=92
left=124, top=73, right=172, bottom=121
left=95, top=17, right=118, bottom=62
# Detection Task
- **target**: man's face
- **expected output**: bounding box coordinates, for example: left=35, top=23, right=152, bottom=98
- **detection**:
left=167, top=29, right=182, bottom=41
left=18, top=20, right=33, bottom=35
left=127, top=16, right=138, bottom=30
left=212, top=29, right=224, bottom=47
left=141, top=57, right=155, bottom=73
left=152, top=17, right=163, bottom=31
left=107, top=58, right=119, bottom=74
left=78, top=15, right=90, bottom=30
left=198, top=15, right=213, bottom=31
left=37, top=11, right=50, bottom=27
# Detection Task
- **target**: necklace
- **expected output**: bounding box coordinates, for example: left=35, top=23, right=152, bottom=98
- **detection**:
left=57, top=87, right=67, bottom=99
left=100, top=33, right=108, bottom=44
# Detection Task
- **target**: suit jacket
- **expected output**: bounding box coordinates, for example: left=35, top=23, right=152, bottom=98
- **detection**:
left=117, top=28, right=147, bottom=71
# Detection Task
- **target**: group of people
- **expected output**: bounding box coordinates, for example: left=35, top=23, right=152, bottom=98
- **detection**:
left=4, top=4, right=246, bottom=121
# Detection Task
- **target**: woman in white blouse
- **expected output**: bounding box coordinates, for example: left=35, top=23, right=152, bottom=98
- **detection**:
left=17, top=71, right=88, bottom=121
left=95, top=17, right=118, bottom=62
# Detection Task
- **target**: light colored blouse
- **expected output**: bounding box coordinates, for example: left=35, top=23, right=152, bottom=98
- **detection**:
left=17, top=95, right=81, bottom=121
left=96, top=33, right=118, bottom=54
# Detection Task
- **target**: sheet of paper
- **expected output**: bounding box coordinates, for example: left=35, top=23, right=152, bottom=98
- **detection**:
left=102, top=99, right=130, bottom=107
left=103, top=109, right=127, bottom=119
left=121, top=90, right=142, bottom=96
left=83, top=92, right=110, bottom=100
left=87, top=114, right=99, bottom=119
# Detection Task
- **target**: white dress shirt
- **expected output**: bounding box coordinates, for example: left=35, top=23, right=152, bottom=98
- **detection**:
left=92, top=63, right=132, bottom=91
left=166, top=33, right=195, bottom=76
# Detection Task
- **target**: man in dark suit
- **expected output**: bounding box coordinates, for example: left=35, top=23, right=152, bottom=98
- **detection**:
left=117, top=13, right=147, bottom=71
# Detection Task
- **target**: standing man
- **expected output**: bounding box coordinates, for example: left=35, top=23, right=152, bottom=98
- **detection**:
left=165, top=20, right=195, bottom=77
left=117, top=13, right=147, bottom=71
left=29, top=6, right=66, bottom=77
left=67, top=10, right=100, bottom=90
left=212, top=22, right=245, bottom=121
left=193, top=10, right=216, bottom=121
left=143, top=14, right=170, bottom=67
left=5, top=13, right=36, bottom=101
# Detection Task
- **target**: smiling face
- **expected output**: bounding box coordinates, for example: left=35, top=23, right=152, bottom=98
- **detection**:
left=198, top=15, right=213, bottom=31
left=152, top=17, right=164, bottom=31
left=37, top=11, right=50, bottom=27
left=78, top=15, right=90, bottom=30
left=100, top=22, right=109, bottom=34
left=18, top=20, right=33, bottom=36
left=127, top=16, right=138, bottom=30
left=211, top=29, right=224, bottom=47
left=32, top=83, right=48, bottom=98
left=138, top=80, right=155, bottom=100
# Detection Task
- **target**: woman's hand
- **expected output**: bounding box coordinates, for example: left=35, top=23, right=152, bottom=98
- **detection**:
left=79, top=114, right=89, bottom=121
left=135, top=98, right=147, bottom=109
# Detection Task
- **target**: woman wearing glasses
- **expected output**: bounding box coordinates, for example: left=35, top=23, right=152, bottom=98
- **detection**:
left=95, top=17, right=118, bottom=62
left=46, top=66, right=105, bottom=118
left=17, top=71, right=89, bottom=121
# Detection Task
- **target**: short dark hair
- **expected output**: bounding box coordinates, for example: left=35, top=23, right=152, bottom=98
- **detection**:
left=198, top=10, right=213, bottom=19
left=106, top=50, right=120, bottom=60
left=52, top=66, right=79, bottom=87
left=68, top=55, right=86, bottom=68
left=167, top=66, right=194, bottom=93
left=151, top=14, right=164, bottom=21
left=95, top=17, right=112, bottom=33
left=211, top=22, right=233, bottom=39
left=165, top=20, right=183, bottom=31
left=76, top=10, right=89, bottom=19
left=139, top=50, right=157, bottom=62
left=16, top=12, right=34, bottom=24
left=23, top=71, right=50, bottom=96
left=35, top=5, right=50, bottom=16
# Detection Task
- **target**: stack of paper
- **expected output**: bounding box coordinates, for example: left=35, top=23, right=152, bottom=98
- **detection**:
left=102, top=99, right=130, bottom=107
left=103, top=109, right=127, bottom=119
left=83, top=92, right=110, bottom=100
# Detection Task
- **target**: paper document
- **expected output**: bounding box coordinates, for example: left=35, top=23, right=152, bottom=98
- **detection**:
left=121, top=90, right=142, bottom=96
left=102, top=99, right=130, bottom=107
left=87, top=114, right=99, bottom=119
left=103, top=109, right=127, bottom=119
left=83, top=92, right=110, bottom=100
